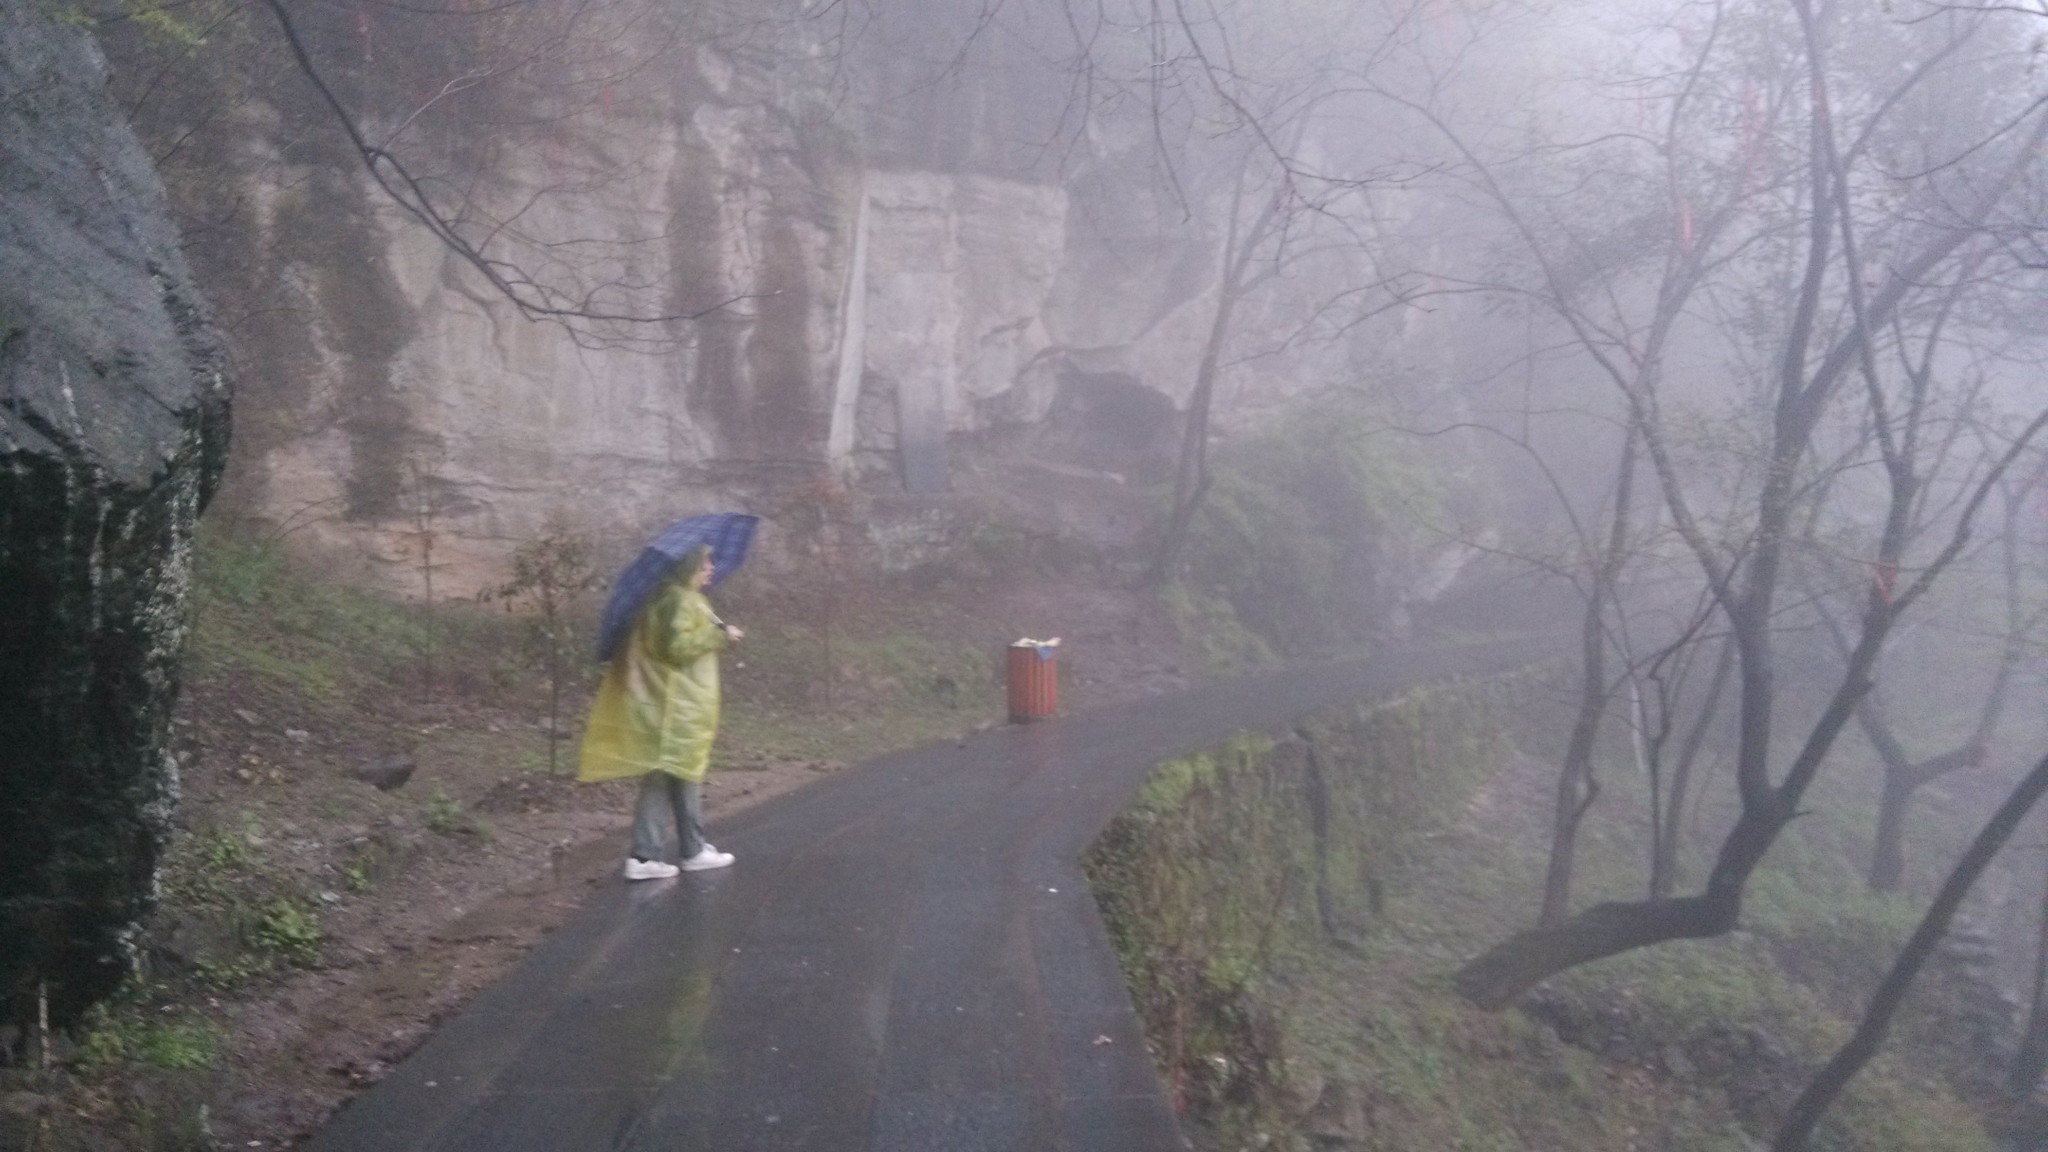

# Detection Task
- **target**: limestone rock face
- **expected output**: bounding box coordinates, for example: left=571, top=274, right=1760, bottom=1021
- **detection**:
left=111, top=2, right=1358, bottom=595
left=858, top=171, right=1071, bottom=491
left=0, top=0, right=230, bottom=1025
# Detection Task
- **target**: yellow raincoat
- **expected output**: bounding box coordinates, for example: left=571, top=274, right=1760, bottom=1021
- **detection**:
left=577, top=581, right=728, bottom=783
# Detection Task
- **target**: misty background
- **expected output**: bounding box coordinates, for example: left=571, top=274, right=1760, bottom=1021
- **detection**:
left=5, top=0, right=2048, bottom=1147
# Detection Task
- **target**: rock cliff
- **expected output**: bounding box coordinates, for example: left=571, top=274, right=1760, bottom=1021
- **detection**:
left=105, top=0, right=1344, bottom=595
left=0, top=0, right=231, bottom=1027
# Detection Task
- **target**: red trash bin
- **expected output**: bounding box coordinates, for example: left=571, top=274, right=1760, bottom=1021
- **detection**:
left=1007, top=638, right=1060, bottom=722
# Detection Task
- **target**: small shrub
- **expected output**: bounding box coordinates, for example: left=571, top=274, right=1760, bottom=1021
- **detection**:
left=195, top=827, right=251, bottom=871
left=252, top=899, right=322, bottom=967
left=134, top=1020, right=223, bottom=1071
left=193, top=955, right=270, bottom=991
left=485, top=521, right=602, bottom=774
left=1166, top=392, right=1445, bottom=661
left=1159, top=584, right=1277, bottom=681
left=953, top=519, right=1099, bottom=581
left=78, top=1009, right=223, bottom=1071
left=340, top=861, right=375, bottom=893
left=418, top=788, right=493, bottom=842
left=423, top=787, right=461, bottom=832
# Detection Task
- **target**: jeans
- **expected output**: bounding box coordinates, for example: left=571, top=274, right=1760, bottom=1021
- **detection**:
left=632, top=773, right=705, bottom=862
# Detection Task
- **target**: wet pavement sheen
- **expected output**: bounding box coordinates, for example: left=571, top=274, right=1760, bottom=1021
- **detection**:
left=305, top=644, right=1533, bottom=1152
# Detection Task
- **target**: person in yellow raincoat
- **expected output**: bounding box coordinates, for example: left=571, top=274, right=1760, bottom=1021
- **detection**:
left=578, top=545, right=743, bottom=879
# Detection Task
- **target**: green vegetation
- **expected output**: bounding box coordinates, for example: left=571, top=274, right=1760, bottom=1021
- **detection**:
left=189, top=532, right=440, bottom=701
left=947, top=517, right=1104, bottom=584
left=189, top=528, right=545, bottom=713
left=80, top=1008, right=224, bottom=1072
left=154, top=805, right=330, bottom=991
left=39, top=0, right=224, bottom=44
left=1158, top=584, right=1278, bottom=682
left=252, top=898, right=324, bottom=968
left=1086, top=673, right=1997, bottom=1151
left=340, top=860, right=376, bottom=893
left=422, top=787, right=490, bottom=840
left=486, top=524, right=604, bottom=774
left=191, top=822, right=253, bottom=872
left=1161, top=395, right=1446, bottom=675
left=717, top=603, right=1006, bottom=763
left=422, top=787, right=463, bottom=834
left=1086, top=676, right=1523, bottom=1133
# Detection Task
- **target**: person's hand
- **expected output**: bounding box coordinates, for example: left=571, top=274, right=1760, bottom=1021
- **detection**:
left=724, top=624, right=745, bottom=643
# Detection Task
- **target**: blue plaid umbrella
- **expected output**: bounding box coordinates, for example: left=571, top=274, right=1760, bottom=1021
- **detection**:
left=596, top=513, right=759, bottom=662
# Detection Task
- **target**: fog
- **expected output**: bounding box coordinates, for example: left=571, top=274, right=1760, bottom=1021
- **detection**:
left=12, top=0, right=2048, bottom=1145
left=851, top=1, right=2048, bottom=1134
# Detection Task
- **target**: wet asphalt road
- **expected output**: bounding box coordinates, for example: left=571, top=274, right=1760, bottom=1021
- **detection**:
left=303, top=642, right=1537, bottom=1152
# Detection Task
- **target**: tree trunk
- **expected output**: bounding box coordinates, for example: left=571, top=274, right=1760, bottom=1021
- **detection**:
left=1148, top=373, right=1220, bottom=584
left=1146, top=270, right=1237, bottom=584
left=1456, top=888, right=1745, bottom=1009
left=1654, top=635, right=1733, bottom=898
left=1457, top=33, right=2048, bottom=1014
left=1540, top=424, right=1638, bottom=924
left=1144, top=176, right=1283, bottom=587
left=420, top=525, right=436, bottom=700
left=1459, top=795, right=1791, bottom=1008
left=2009, top=849, right=2048, bottom=1095
left=1867, top=770, right=1908, bottom=893
left=1774, top=750, right=2048, bottom=1150
left=1540, top=628, right=1606, bottom=925
left=1817, top=605, right=1998, bottom=895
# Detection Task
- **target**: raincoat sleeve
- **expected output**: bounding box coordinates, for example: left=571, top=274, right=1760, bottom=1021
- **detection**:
left=650, top=587, right=728, bottom=667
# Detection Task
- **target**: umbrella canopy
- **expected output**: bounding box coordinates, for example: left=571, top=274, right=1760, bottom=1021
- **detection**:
left=596, top=513, right=759, bottom=662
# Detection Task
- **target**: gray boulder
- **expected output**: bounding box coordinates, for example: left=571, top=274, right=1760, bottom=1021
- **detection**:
left=0, top=0, right=230, bottom=1028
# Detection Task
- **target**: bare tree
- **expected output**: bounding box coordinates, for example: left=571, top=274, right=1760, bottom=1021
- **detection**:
left=1801, top=379, right=2048, bottom=892
left=1772, top=748, right=2048, bottom=1150
left=1411, top=0, right=2048, bottom=1008
left=1531, top=422, right=1652, bottom=923
left=1650, top=631, right=1736, bottom=899
left=1009, top=0, right=1440, bottom=584
left=1146, top=166, right=1292, bottom=583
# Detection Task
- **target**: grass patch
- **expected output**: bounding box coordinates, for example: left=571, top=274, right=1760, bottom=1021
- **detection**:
left=716, top=599, right=1005, bottom=763
left=79, top=1003, right=225, bottom=1072
left=188, top=529, right=509, bottom=704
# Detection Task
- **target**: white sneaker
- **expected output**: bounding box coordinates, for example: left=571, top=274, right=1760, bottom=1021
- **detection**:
left=623, top=857, right=680, bottom=880
left=680, top=844, right=735, bottom=872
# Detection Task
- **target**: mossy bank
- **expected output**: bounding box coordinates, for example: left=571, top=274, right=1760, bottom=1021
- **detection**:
left=1085, top=673, right=2001, bottom=1151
